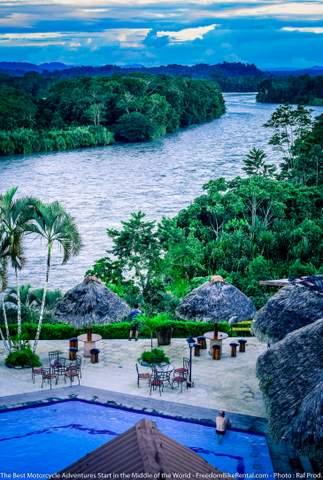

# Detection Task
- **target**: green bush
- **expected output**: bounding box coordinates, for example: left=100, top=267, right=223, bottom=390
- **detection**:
left=5, top=347, right=41, bottom=368
left=10, top=320, right=232, bottom=340
left=139, top=348, right=170, bottom=365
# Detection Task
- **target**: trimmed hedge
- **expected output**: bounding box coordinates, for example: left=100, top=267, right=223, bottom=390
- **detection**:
left=5, top=320, right=252, bottom=340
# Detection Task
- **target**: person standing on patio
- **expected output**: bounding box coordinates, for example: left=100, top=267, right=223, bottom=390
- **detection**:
left=128, top=304, right=142, bottom=341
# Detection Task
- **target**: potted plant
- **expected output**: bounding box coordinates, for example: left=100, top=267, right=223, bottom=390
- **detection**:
left=156, top=324, right=173, bottom=346
left=138, top=348, right=170, bottom=366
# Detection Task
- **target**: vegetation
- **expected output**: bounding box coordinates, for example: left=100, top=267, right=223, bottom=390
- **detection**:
left=5, top=347, right=41, bottom=368
left=0, top=74, right=224, bottom=155
left=0, top=188, right=81, bottom=353
left=257, top=75, right=323, bottom=105
left=139, top=348, right=170, bottom=365
left=90, top=104, right=322, bottom=311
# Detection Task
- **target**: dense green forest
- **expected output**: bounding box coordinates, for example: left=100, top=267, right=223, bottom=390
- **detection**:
left=89, top=105, right=323, bottom=311
left=0, top=74, right=224, bottom=155
left=257, top=75, right=323, bottom=105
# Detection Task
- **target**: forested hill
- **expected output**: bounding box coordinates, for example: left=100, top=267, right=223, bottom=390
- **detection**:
left=257, top=76, right=323, bottom=106
left=0, top=61, right=265, bottom=92
left=0, top=74, right=225, bottom=155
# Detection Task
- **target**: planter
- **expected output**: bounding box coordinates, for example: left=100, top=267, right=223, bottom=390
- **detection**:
left=156, top=327, right=173, bottom=346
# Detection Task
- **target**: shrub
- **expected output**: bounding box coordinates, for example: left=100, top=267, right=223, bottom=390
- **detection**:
left=5, top=347, right=41, bottom=368
left=139, top=348, right=170, bottom=365
left=12, top=320, right=234, bottom=341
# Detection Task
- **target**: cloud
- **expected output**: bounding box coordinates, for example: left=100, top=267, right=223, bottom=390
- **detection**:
left=0, top=29, right=151, bottom=49
left=0, top=13, right=34, bottom=27
left=156, top=24, right=219, bottom=43
left=282, top=26, right=323, bottom=34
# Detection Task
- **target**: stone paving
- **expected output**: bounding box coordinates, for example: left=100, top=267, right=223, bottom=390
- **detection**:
left=0, top=336, right=267, bottom=417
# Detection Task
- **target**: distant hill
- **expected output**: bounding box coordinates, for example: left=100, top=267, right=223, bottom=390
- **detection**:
left=0, top=61, right=70, bottom=75
left=0, top=61, right=265, bottom=92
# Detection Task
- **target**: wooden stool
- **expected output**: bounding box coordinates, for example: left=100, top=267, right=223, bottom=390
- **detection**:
left=212, top=344, right=221, bottom=360
left=238, top=339, right=247, bottom=352
left=230, top=342, right=239, bottom=357
left=90, top=348, right=100, bottom=364
left=69, top=347, right=78, bottom=361
left=197, top=336, right=207, bottom=349
left=69, top=337, right=78, bottom=350
left=194, top=343, right=201, bottom=357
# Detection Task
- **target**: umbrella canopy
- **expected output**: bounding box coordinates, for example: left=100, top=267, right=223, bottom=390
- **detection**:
left=253, top=275, right=323, bottom=343
left=54, top=276, right=130, bottom=327
left=256, top=318, right=323, bottom=469
left=58, top=418, right=227, bottom=478
left=175, top=277, right=256, bottom=323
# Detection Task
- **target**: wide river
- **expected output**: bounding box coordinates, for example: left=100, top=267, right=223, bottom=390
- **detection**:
left=1, top=93, right=322, bottom=290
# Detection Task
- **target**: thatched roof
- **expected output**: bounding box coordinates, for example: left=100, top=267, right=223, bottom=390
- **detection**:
left=54, top=276, right=130, bottom=327
left=57, top=419, right=227, bottom=478
left=256, top=318, right=323, bottom=468
left=175, top=278, right=256, bottom=323
left=253, top=275, right=323, bottom=343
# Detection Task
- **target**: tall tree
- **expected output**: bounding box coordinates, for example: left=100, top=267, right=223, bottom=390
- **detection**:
left=26, top=201, right=81, bottom=352
left=0, top=187, right=36, bottom=343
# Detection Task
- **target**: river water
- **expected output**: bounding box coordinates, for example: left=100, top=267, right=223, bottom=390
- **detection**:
left=0, top=93, right=321, bottom=290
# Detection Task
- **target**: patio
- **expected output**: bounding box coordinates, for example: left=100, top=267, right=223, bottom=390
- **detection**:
left=0, top=336, right=267, bottom=416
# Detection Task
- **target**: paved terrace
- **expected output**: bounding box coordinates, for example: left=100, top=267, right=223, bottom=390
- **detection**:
left=0, top=336, right=266, bottom=417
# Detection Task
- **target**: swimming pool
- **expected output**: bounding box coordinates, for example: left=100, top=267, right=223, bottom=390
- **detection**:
left=0, top=400, right=274, bottom=476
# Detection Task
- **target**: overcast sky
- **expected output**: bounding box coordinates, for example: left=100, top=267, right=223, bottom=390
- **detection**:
left=0, top=0, right=322, bottom=68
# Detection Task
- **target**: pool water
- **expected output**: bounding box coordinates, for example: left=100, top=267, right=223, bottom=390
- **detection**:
left=0, top=400, right=274, bottom=476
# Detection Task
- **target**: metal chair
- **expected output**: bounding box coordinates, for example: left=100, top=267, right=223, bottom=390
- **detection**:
left=172, top=363, right=189, bottom=392
left=69, top=355, right=82, bottom=378
left=149, top=368, right=164, bottom=396
left=136, top=363, right=151, bottom=388
left=64, top=366, right=81, bottom=386
left=32, top=366, right=45, bottom=384
left=52, top=357, right=68, bottom=383
left=41, top=368, right=58, bottom=389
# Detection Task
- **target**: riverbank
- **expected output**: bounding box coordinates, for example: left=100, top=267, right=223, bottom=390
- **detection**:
left=0, top=74, right=225, bottom=156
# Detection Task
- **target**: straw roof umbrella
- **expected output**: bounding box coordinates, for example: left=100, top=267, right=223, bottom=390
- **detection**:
left=54, top=276, right=130, bottom=327
left=256, top=318, right=323, bottom=468
left=253, top=275, right=323, bottom=343
left=176, top=276, right=256, bottom=323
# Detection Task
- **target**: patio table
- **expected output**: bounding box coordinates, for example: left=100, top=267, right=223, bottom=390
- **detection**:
left=77, top=333, right=102, bottom=358
left=204, top=331, right=229, bottom=356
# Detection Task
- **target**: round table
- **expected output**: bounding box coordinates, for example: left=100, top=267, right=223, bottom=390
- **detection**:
left=77, top=333, right=102, bottom=358
left=204, top=331, right=229, bottom=355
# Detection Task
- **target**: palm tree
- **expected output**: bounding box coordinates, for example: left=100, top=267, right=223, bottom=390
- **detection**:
left=26, top=201, right=81, bottom=352
left=0, top=187, right=37, bottom=343
left=243, top=148, right=276, bottom=177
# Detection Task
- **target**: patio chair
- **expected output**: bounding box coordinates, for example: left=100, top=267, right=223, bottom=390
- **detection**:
left=32, top=366, right=44, bottom=384
left=48, top=350, right=62, bottom=367
left=172, top=363, right=189, bottom=392
left=52, top=357, right=68, bottom=383
left=136, top=363, right=151, bottom=388
left=41, top=367, right=58, bottom=390
left=69, top=355, right=82, bottom=378
left=149, top=368, right=164, bottom=396
left=64, top=366, right=81, bottom=386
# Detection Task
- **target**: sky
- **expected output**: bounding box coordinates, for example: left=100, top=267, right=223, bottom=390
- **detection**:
left=0, top=0, right=322, bottom=68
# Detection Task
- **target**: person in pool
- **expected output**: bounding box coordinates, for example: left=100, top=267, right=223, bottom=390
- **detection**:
left=215, top=411, right=231, bottom=435
left=128, top=304, right=142, bottom=341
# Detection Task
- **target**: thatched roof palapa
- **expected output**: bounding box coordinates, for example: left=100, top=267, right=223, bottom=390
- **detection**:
left=256, top=318, right=323, bottom=469
left=253, top=275, right=323, bottom=343
left=54, top=276, right=130, bottom=327
left=57, top=418, right=228, bottom=478
left=176, top=276, right=256, bottom=323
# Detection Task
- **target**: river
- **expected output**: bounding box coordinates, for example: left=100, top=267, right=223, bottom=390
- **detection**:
left=0, top=93, right=322, bottom=290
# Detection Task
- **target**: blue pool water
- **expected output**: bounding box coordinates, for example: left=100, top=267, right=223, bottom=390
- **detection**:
left=0, top=400, right=274, bottom=476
